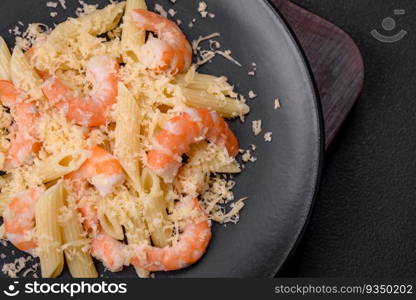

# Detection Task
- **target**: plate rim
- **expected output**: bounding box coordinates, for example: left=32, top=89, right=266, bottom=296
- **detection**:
left=261, top=0, right=325, bottom=277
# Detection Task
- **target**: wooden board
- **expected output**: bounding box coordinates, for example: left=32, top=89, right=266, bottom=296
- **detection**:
left=271, top=0, right=365, bottom=149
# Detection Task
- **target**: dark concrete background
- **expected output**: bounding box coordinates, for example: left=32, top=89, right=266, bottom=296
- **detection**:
left=278, top=0, right=416, bottom=277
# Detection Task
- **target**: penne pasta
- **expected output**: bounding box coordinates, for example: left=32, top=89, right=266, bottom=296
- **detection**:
left=175, top=72, right=236, bottom=97
left=122, top=190, right=150, bottom=278
left=50, top=2, right=126, bottom=39
left=38, top=150, right=90, bottom=183
left=0, top=152, right=5, bottom=170
left=60, top=195, right=98, bottom=278
left=121, top=0, right=148, bottom=62
left=97, top=195, right=125, bottom=241
left=0, top=36, right=11, bottom=81
left=140, top=168, right=172, bottom=248
left=0, top=196, right=11, bottom=217
left=114, top=82, right=143, bottom=192
left=0, top=224, right=4, bottom=239
left=36, top=150, right=90, bottom=183
left=0, top=191, right=11, bottom=217
left=10, top=46, right=43, bottom=100
left=182, top=87, right=250, bottom=118
left=35, top=181, right=65, bottom=278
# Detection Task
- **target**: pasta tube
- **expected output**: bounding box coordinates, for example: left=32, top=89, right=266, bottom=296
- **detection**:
left=114, top=82, right=142, bottom=192
left=140, top=168, right=172, bottom=248
left=50, top=2, right=126, bottom=39
left=97, top=195, right=125, bottom=241
left=10, top=46, right=43, bottom=100
left=182, top=88, right=250, bottom=118
left=37, top=150, right=90, bottom=183
left=60, top=196, right=98, bottom=278
left=0, top=36, right=11, bottom=80
left=122, top=191, right=150, bottom=278
left=0, top=191, right=11, bottom=217
left=35, top=181, right=65, bottom=278
left=175, top=72, right=236, bottom=97
left=121, top=0, right=147, bottom=62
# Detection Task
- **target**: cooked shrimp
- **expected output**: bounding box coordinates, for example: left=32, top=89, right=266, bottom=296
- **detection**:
left=131, top=197, right=211, bottom=271
left=65, top=146, right=125, bottom=196
left=147, top=108, right=239, bottom=182
left=131, top=9, right=192, bottom=74
left=42, top=55, right=119, bottom=127
left=91, top=233, right=129, bottom=272
left=0, top=80, right=41, bottom=170
left=76, top=196, right=128, bottom=272
left=3, top=189, right=41, bottom=255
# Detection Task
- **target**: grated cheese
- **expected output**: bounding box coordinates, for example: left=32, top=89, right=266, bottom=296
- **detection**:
left=248, top=90, right=257, bottom=99
left=274, top=97, right=281, bottom=110
left=200, top=175, right=246, bottom=224
left=242, top=150, right=257, bottom=163
left=58, top=0, right=67, bottom=9
left=168, top=8, right=177, bottom=17
left=46, top=1, right=58, bottom=8
left=264, top=132, right=273, bottom=142
left=76, top=0, right=98, bottom=17
left=1, top=256, right=35, bottom=278
left=154, top=4, right=168, bottom=18
left=198, top=2, right=208, bottom=18
left=252, top=120, right=262, bottom=136
left=192, top=33, right=242, bottom=67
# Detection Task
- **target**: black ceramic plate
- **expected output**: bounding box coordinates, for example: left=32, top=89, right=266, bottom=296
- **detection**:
left=0, top=0, right=322, bottom=278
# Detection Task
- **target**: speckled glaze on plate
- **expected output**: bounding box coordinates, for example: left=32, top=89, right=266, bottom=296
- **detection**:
left=0, top=0, right=323, bottom=278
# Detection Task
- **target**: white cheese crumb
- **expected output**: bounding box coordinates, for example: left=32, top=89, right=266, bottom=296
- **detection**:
left=198, top=2, right=208, bottom=18
left=248, top=90, right=257, bottom=99
left=1, top=256, right=33, bottom=278
left=252, top=120, right=262, bottom=136
left=192, top=33, right=242, bottom=67
left=248, top=62, right=257, bottom=77
left=250, top=144, right=257, bottom=151
left=46, top=1, right=58, bottom=8
left=9, top=26, right=21, bottom=36
left=242, top=150, right=257, bottom=163
left=58, top=0, right=67, bottom=9
left=264, top=132, right=273, bottom=142
left=154, top=4, right=168, bottom=17
left=168, top=8, right=177, bottom=17
left=170, top=0, right=177, bottom=3
left=274, top=98, right=281, bottom=110
left=208, top=13, right=216, bottom=18
left=50, top=12, right=58, bottom=17
left=76, top=0, right=98, bottom=17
